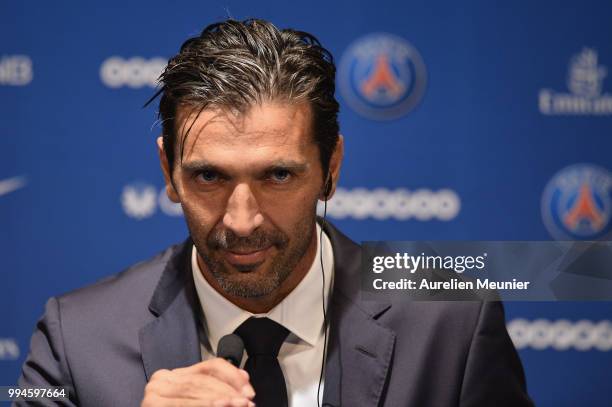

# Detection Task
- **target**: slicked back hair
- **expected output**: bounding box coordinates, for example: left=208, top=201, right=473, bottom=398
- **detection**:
left=149, top=18, right=340, bottom=181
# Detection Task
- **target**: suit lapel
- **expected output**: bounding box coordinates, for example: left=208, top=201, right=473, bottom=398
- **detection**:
left=321, top=220, right=395, bottom=407
left=139, top=240, right=203, bottom=380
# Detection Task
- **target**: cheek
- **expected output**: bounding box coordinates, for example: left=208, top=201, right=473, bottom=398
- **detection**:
left=260, top=190, right=319, bottom=230
left=179, top=192, right=225, bottom=230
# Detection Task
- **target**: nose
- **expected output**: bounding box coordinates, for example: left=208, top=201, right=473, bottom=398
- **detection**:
left=223, top=183, right=264, bottom=237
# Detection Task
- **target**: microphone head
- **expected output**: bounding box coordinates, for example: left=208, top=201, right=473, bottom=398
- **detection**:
left=217, top=334, right=244, bottom=367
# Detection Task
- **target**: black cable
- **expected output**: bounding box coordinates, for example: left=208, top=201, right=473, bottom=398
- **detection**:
left=316, top=192, right=329, bottom=407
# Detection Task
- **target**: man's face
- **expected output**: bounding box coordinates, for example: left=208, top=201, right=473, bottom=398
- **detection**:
left=159, top=101, right=340, bottom=299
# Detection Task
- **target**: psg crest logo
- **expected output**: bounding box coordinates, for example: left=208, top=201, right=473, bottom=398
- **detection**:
left=542, top=164, right=612, bottom=240
left=338, top=33, right=427, bottom=120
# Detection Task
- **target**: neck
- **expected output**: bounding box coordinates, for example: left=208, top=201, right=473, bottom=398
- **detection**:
left=197, top=225, right=318, bottom=314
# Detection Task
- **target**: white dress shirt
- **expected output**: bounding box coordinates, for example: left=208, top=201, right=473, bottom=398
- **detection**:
left=191, top=223, right=334, bottom=407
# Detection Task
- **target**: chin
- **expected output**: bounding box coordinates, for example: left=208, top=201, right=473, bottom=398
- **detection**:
left=219, top=276, right=281, bottom=298
left=214, top=261, right=284, bottom=298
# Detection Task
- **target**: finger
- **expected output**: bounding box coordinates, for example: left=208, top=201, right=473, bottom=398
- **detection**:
left=152, top=373, right=244, bottom=400
left=198, top=367, right=254, bottom=400
left=190, top=358, right=254, bottom=398
left=230, top=398, right=256, bottom=407
left=212, top=398, right=255, bottom=407
left=144, top=394, right=228, bottom=407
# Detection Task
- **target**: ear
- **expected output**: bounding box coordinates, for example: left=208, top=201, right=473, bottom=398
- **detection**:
left=320, top=134, right=344, bottom=201
left=157, top=136, right=180, bottom=203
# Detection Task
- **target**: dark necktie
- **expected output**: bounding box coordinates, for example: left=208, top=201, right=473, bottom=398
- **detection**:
left=235, top=317, right=290, bottom=407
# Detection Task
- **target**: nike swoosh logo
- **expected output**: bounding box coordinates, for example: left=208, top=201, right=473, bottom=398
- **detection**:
left=0, top=176, right=27, bottom=197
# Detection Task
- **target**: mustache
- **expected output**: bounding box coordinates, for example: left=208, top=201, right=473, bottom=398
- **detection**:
left=207, top=227, right=288, bottom=252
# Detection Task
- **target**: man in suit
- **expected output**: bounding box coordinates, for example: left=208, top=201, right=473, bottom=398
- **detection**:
left=18, top=19, right=533, bottom=406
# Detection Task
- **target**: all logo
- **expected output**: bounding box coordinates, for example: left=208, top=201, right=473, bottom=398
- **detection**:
left=121, top=182, right=183, bottom=219
left=0, top=55, right=33, bottom=86
left=507, top=319, right=612, bottom=351
left=0, top=338, right=20, bottom=360
left=539, top=48, right=612, bottom=115
left=338, top=33, right=427, bottom=120
left=100, top=56, right=167, bottom=89
left=542, top=164, right=612, bottom=240
left=318, top=187, right=460, bottom=221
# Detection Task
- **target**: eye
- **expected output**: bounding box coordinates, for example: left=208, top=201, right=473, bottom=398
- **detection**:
left=269, top=169, right=292, bottom=183
left=196, top=170, right=219, bottom=183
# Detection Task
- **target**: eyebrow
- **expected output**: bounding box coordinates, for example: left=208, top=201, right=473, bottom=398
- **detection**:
left=181, top=159, right=309, bottom=174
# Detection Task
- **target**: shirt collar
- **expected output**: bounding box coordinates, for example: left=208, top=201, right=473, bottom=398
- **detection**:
left=191, top=223, right=334, bottom=354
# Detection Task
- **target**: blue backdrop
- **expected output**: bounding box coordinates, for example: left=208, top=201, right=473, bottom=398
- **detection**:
left=1, top=1, right=611, bottom=405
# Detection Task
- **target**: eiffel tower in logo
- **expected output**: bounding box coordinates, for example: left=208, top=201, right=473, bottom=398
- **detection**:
left=563, top=183, right=605, bottom=232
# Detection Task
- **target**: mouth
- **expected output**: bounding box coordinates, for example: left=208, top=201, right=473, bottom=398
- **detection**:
left=223, top=246, right=272, bottom=269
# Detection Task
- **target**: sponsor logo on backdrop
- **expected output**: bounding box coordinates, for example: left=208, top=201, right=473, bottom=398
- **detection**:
left=542, top=164, right=612, bottom=240
left=318, top=187, right=459, bottom=221
left=507, top=319, right=612, bottom=351
left=339, top=33, right=427, bottom=120
left=100, top=56, right=167, bottom=88
left=0, top=175, right=27, bottom=197
left=121, top=182, right=183, bottom=219
left=0, top=55, right=32, bottom=86
left=539, top=48, right=612, bottom=115
left=0, top=338, right=20, bottom=360
left=122, top=184, right=460, bottom=221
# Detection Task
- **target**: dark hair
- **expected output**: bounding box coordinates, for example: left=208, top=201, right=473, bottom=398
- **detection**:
left=147, top=18, right=340, bottom=181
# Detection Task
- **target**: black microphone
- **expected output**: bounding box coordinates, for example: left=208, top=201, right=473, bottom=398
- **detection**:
left=217, top=334, right=244, bottom=367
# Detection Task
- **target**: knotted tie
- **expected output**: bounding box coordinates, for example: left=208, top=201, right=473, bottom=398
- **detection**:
left=235, top=317, right=290, bottom=407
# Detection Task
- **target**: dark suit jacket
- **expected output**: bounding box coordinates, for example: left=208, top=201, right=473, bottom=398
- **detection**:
left=18, top=220, right=534, bottom=406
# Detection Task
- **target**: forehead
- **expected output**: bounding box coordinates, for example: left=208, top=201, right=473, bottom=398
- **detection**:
left=175, top=101, right=316, bottom=163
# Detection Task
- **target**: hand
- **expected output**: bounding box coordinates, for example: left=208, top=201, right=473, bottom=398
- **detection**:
left=141, top=358, right=256, bottom=407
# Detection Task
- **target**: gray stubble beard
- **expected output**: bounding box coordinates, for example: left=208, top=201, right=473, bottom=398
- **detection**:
left=190, top=212, right=317, bottom=298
